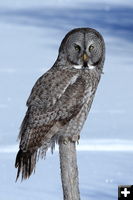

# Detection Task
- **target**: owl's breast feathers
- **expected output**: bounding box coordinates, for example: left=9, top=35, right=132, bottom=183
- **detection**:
left=15, top=67, right=100, bottom=180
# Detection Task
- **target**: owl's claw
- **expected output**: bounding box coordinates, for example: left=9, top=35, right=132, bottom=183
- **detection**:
left=71, top=135, right=80, bottom=143
left=63, top=137, right=69, bottom=145
left=59, top=134, right=80, bottom=145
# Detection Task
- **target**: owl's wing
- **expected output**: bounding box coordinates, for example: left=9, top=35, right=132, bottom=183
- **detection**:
left=26, top=67, right=78, bottom=109
left=15, top=68, right=86, bottom=180
left=19, top=68, right=85, bottom=150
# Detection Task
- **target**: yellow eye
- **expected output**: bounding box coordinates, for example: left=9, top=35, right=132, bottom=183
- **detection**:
left=74, top=45, right=81, bottom=52
left=89, top=45, right=94, bottom=51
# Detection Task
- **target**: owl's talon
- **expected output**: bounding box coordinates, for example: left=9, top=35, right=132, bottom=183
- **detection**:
left=60, top=135, right=80, bottom=144
left=63, top=138, right=69, bottom=145
left=71, top=135, right=80, bottom=142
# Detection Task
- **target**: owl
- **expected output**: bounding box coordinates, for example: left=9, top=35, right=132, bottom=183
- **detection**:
left=15, top=28, right=105, bottom=181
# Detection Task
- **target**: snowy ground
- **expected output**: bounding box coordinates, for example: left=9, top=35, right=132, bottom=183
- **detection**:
left=0, top=0, right=133, bottom=199
left=1, top=149, right=133, bottom=200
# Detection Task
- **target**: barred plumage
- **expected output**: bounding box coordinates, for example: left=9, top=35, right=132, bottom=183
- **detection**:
left=15, top=28, right=105, bottom=181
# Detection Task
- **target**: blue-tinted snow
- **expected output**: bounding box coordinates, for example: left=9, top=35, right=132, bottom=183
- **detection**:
left=0, top=0, right=133, bottom=199
left=1, top=151, right=133, bottom=200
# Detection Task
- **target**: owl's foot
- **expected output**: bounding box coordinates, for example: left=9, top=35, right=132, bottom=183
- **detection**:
left=63, top=137, right=69, bottom=145
left=70, top=134, right=80, bottom=143
left=59, top=134, right=80, bottom=145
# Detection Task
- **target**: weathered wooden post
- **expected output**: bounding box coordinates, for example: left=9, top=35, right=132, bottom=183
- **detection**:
left=59, top=139, right=80, bottom=200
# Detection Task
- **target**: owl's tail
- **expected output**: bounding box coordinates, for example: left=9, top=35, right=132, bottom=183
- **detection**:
left=15, top=142, right=50, bottom=181
left=15, top=149, right=37, bottom=181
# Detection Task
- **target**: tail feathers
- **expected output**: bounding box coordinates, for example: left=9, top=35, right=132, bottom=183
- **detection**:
left=50, top=134, right=60, bottom=154
left=15, top=149, right=37, bottom=181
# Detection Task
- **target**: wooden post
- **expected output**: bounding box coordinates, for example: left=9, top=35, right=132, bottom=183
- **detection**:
left=59, top=139, right=80, bottom=200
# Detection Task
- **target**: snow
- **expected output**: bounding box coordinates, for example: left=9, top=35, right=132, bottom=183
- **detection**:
left=0, top=0, right=133, bottom=199
left=1, top=151, right=133, bottom=200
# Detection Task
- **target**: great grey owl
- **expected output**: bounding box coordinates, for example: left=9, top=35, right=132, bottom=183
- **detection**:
left=15, top=28, right=105, bottom=180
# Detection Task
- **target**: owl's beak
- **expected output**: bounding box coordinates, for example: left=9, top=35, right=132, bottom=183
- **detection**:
left=83, top=53, right=89, bottom=68
left=83, top=53, right=89, bottom=62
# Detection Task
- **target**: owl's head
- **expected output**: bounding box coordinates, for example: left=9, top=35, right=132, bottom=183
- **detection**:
left=58, top=28, right=105, bottom=72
